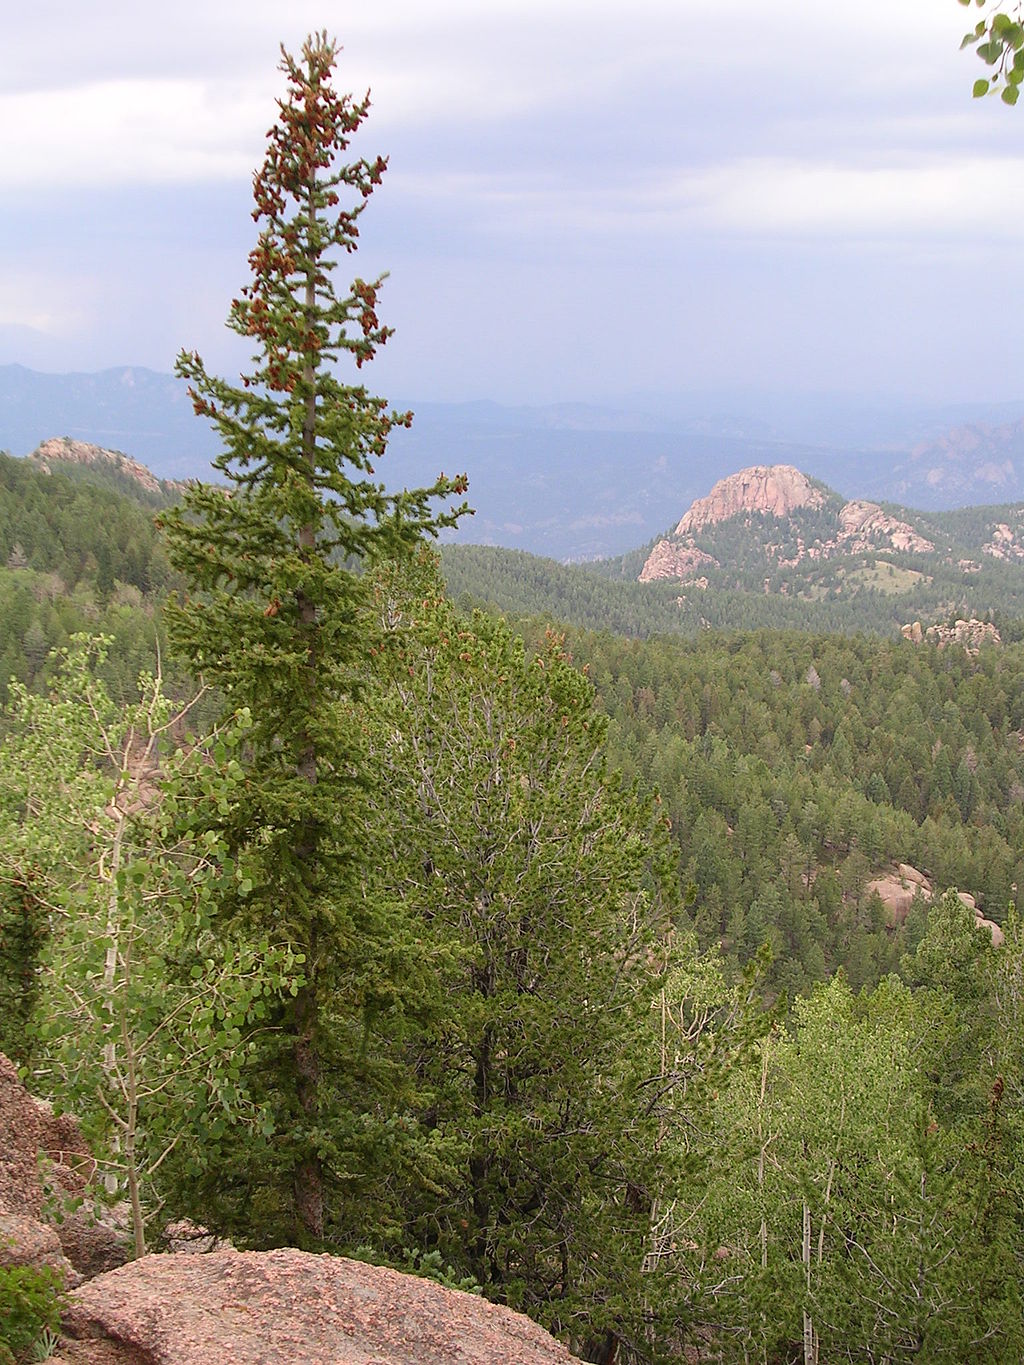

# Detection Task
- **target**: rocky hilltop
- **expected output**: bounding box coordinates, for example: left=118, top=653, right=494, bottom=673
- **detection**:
left=900, top=617, right=1001, bottom=654
left=640, top=463, right=976, bottom=584
left=673, top=464, right=826, bottom=536
left=29, top=437, right=186, bottom=501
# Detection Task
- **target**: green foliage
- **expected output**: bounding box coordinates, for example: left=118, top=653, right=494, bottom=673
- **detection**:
left=0, top=1265, right=63, bottom=1365
left=362, top=562, right=680, bottom=1341
left=523, top=624, right=1024, bottom=996
left=685, top=968, right=1023, bottom=1360
left=961, top=0, right=1024, bottom=103
left=353, top=1244, right=482, bottom=1296
left=0, top=452, right=172, bottom=598
left=355, top=555, right=773, bottom=1357
left=159, top=34, right=466, bottom=1247
left=0, top=637, right=304, bottom=1257
left=0, top=635, right=123, bottom=1063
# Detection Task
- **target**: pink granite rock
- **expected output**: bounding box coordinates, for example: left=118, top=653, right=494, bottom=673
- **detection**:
left=58, top=1249, right=582, bottom=1364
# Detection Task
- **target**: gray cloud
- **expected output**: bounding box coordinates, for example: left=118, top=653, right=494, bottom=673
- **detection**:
left=2, top=0, right=1022, bottom=406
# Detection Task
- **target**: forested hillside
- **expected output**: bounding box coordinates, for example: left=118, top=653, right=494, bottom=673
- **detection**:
left=442, top=469, right=1024, bottom=640
left=0, top=452, right=180, bottom=703
left=8, top=439, right=1023, bottom=1002
left=560, top=626, right=1024, bottom=994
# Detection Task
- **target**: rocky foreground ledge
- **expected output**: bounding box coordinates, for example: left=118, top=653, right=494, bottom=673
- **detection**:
left=52, top=1249, right=581, bottom=1364
left=1, top=1054, right=579, bottom=1364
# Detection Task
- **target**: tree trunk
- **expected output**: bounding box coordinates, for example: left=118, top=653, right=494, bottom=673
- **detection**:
left=802, top=1198, right=816, bottom=1365
left=291, top=257, right=323, bottom=1244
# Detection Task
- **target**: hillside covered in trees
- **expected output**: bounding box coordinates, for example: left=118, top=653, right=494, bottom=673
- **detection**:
left=442, top=464, right=1024, bottom=640
left=5, top=419, right=1024, bottom=1360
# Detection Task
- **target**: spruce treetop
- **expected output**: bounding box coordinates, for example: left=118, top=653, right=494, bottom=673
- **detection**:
left=168, top=31, right=467, bottom=604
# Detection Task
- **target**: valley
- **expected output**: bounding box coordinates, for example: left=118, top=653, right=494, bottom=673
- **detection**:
left=4, top=416, right=1024, bottom=1365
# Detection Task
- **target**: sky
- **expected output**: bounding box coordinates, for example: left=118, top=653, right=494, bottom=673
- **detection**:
left=2, top=0, right=1023, bottom=408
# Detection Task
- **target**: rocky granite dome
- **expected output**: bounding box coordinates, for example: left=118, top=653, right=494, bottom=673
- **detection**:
left=638, top=463, right=1001, bottom=585
left=672, top=464, right=826, bottom=536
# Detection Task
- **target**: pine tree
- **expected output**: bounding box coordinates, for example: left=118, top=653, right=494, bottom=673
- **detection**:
left=160, top=33, right=467, bottom=1245
left=362, top=556, right=686, bottom=1353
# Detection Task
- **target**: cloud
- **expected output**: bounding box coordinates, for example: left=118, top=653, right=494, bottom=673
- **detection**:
left=2, top=0, right=1021, bottom=402
left=0, top=0, right=998, bottom=197
left=0, top=79, right=268, bottom=188
left=662, top=155, right=1024, bottom=239
left=0, top=267, right=92, bottom=334
left=388, top=149, right=1024, bottom=250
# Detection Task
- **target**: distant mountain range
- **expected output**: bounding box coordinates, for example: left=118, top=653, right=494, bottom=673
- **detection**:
left=8, top=363, right=1024, bottom=560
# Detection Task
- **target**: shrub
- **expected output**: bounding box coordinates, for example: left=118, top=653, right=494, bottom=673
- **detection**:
left=0, top=1264, right=63, bottom=1364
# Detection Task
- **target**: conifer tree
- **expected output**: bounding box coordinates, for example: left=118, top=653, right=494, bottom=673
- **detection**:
left=160, top=33, right=466, bottom=1245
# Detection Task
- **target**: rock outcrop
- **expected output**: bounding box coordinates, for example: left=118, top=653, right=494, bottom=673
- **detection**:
left=673, top=465, right=825, bottom=535
left=901, top=618, right=1001, bottom=654
left=865, top=864, right=931, bottom=925
left=53, top=1250, right=582, bottom=1365
left=2, top=1057, right=579, bottom=1363
left=29, top=438, right=182, bottom=499
left=638, top=542, right=718, bottom=584
left=836, top=501, right=933, bottom=555
left=0, top=1054, right=130, bottom=1285
left=982, top=521, right=1024, bottom=562
left=864, top=866, right=1004, bottom=945
left=0, top=1054, right=96, bottom=1223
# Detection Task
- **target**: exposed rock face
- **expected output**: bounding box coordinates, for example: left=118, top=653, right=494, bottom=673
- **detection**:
left=0, top=1213, right=71, bottom=1277
left=904, top=419, right=1023, bottom=503
left=903, top=618, right=1001, bottom=654
left=983, top=520, right=1024, bottom=562
left=1, top=1053, right=95, bottom=1220
left=864, top=867, right=1004, bottom=944
left=55, top=1250, right=582, bottom=1365
left=865, top=865, right=930, bottom=925
left=674, top=465, right=824, bottom=535
left=0, top=1053, right=129, bottom=1284
left=638, top=541, right=718, bottom=584
left=926, top=618, right=1001, bottom=653
left=836, top=501, right=934, bottom=555
left=29, top=438, right=180, bottom=499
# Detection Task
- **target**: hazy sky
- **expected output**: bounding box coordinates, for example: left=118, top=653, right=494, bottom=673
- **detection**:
left=2, top=0, right=1022, bottom=406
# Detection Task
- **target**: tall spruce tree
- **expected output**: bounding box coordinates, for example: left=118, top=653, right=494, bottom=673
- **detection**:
left=160, top=33, right=466, bottom=1245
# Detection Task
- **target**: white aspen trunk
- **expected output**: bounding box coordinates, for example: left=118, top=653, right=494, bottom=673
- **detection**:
left=122, top=1021, right=146, bottom=1259
left=818, top=1089, right=844, bottom=1266
left=101, top=804, right=127, bottom=1196
left=758, top=1039, right=769, bottom=1270
left=802, top=1199, right=815, bottom=1365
